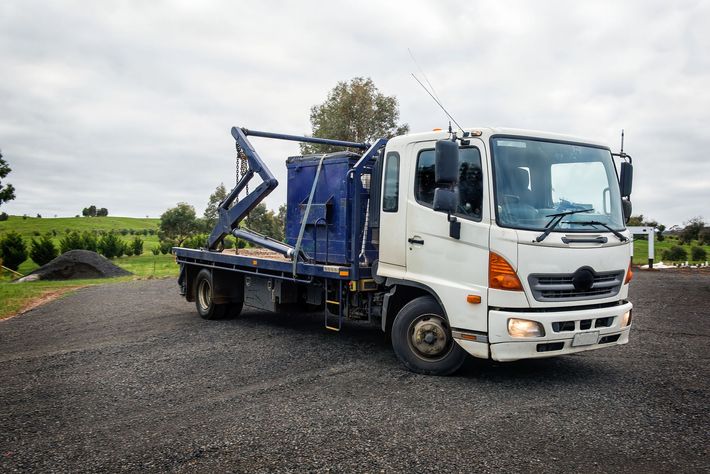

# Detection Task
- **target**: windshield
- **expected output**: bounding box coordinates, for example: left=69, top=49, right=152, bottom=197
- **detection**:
left=491, top=137, right=624, bottom=232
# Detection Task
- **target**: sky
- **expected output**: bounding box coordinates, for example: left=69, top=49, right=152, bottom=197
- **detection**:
left=1, top=0, right=708, bottom=227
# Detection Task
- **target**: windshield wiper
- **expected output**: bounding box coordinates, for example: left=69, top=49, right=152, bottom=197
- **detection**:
left=535, top=208, right=593, bottom=242
left=564, top=220, right=628, bottom=241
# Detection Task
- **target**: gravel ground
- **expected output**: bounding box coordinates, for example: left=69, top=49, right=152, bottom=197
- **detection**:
left=0, top=271, right=708, bottom=473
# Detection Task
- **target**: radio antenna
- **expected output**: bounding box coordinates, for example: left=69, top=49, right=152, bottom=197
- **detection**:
left=620, top=129, right=625, bottom=155
left=408, top=48, right=442, bottom=103
left=410, top=73, right=464, bottom=133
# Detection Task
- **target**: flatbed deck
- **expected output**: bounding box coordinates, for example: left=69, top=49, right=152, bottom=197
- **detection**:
left=174, top=247, right=372, bottom=281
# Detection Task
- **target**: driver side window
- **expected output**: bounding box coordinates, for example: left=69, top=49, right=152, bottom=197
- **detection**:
left=415, top=147, right=483, bottom=220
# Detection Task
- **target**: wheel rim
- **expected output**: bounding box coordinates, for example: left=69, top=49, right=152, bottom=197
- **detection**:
left=197, top=279, right=212, bottom=311
left=407, top=314, right=453, bottom=362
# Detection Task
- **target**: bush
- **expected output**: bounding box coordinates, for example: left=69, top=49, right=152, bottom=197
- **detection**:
left=121, top=241, right=133, bottom=257
left=662, top=245, right=687, bottom=262
left=98, top=233, right=122, bottom=259
left=32, top=230, right=40, bottom=236
left=60, top=231, right=84, bottom=253
left=159, top=240, right=174, bottom=255
left=0, top=231, right=27, bottom=271
left=30, top=234, right=58, bottom=266
left=182, top=234, right=208, bottom=250
left=119, top=228, right=129, bottom=236
left=0, top=212, right=8, bottom=221
left=131, top=236, right=144, bottom=256
left=690, top=246, right=707, bottom=262
left=151, top=247, right=160, bottom=256
left=82, top=231, right=98, bottom=252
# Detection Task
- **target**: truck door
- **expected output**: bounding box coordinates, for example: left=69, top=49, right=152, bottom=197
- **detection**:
left=404, top=138, right=490, bottom=333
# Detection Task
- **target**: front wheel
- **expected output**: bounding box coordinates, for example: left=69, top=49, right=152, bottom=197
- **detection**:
left=391, top=296, right=467, bottom=375
left=194, top=269, right=229, bottom=320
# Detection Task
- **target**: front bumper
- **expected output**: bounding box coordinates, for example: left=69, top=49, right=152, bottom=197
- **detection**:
left=486, top=302, right=632, bottom=362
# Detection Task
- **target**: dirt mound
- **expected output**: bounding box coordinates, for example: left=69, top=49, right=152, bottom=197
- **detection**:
left=23, top=250, right=132, bottom=281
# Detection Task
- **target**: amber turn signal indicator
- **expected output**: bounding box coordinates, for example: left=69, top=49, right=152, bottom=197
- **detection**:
left=467, top=295, right=481, bottom=304
left=625, top=259, right=633, bottom=284
left=489, top=252, right=523, bottom=291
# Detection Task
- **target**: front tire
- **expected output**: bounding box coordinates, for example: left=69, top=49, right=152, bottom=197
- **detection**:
left=194, top=269, right=229, bottom=320
left=391, top=296, right=467, bottom=375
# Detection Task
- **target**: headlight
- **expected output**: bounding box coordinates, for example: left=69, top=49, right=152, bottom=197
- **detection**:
left=508, top=318, right=545, bottom=338
left=622, top=310, right=632, bottom=327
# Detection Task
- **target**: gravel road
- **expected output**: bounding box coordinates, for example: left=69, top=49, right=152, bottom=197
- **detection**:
left=1, top=271, right=708, bottom=473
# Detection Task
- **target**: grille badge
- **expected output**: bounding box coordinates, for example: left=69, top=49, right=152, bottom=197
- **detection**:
left=572, top=267, right=595, bottom=291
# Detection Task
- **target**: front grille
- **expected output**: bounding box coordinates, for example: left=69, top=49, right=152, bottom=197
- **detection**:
left=528, top=270, right=624, bottom=302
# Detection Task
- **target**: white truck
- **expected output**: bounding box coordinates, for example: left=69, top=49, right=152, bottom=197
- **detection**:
left=175, top=125, right=634, bottom=375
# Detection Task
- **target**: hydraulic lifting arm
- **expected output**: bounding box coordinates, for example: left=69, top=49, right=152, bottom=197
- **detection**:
left=207, top=126, right=371, bottom=252
left=207, top=127, right=279, bottom=250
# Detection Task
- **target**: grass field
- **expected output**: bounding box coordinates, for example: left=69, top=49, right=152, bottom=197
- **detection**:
left=0, top=216, right=177, bottom=319
left=631, top=235, right=709, bottom=265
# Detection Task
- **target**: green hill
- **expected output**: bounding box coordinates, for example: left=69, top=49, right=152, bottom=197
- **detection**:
left=0, top=215, right=159, bottom=238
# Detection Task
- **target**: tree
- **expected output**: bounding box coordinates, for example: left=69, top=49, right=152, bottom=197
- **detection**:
left=699, top=227, right=710, bottom=246
left=98, top=233, right=122, bottom=259
left=0, top=231, right=27, bottom=271
left=97, top=207, right=109, bottom=217
left=130, top=236, right=144, bottom=256
left=204, top=183, right=228, bottom=229
left=82, top=205, right=98, bottom=217
left=30, top=234, right=58, bottom=266
left=82, top=231, right=98, bottom=252
left=159, top=202, right=199, bottom=246
left=679, top=217, right=705, bottom=244
left=300, top=77, right=409, bottom=154
left=0, top=150, right=16, bottom=209
left=60, top=231, right=85, bottom=253
left=245, top=203, right=283, bottom=241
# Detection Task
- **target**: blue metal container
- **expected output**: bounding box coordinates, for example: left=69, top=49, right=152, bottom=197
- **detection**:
left=285, top=152, right=362, bottom=264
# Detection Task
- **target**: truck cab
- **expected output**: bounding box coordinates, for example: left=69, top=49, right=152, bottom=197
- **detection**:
left=375, top=128, right=633, bottom=371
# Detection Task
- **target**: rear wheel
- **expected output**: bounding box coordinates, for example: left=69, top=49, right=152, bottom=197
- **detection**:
left=195, top=269, right=229, bottom=320
left=391, top=296, right=467, bottom=375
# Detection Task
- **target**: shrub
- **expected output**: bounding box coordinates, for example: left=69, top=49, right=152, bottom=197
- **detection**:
left=148, top=229, right=156, bottom=235
left=30, top=234, right=58, bottom=266
left=182, top=234, right=208, bottom=249
left=60, top=231, right=84, bottom=253
left=690, top=246, right=707, bottom=262
left=121, top=242, right=133, bottom=257
left=119, top=228, right=129, bottom=236
left=82, top=231, right=98, bottom=252
left=662, top=245, right=687, bottom=262
left=32, top=230, right=40, bottom=236
left=131, top=236, right=144, bottom=256
left=159, top=240, right=174, bottom=255
left=98, top=233, right=122, bottom=259
left=151, top=247, right=160, bottom=256
left=0, top=212, right=8, bottom=221
left=0, top=231, right=27, bottom=271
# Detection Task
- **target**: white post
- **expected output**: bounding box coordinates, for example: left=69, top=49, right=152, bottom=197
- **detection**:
left=627, top=226, right=656, bottom=268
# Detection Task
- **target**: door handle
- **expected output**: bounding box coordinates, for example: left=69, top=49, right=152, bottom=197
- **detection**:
left=408, top=237, right=424, bottom=245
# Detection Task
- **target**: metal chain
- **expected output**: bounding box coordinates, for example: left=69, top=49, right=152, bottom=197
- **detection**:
left=235, top=143, right=249, bottom=201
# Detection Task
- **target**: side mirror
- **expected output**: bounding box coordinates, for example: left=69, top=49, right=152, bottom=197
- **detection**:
left=433, top=188, right=458, bottom=214
left=619, top=162, right=633, bottom=198
left=435, top=139, right=459, bottom=185
left=622, top=199, right=632, bottom=222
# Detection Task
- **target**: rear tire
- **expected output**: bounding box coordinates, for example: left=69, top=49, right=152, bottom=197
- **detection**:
left=194, top=269, right=229, bottom=320
left=391, top=296, right=467, bottom=375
